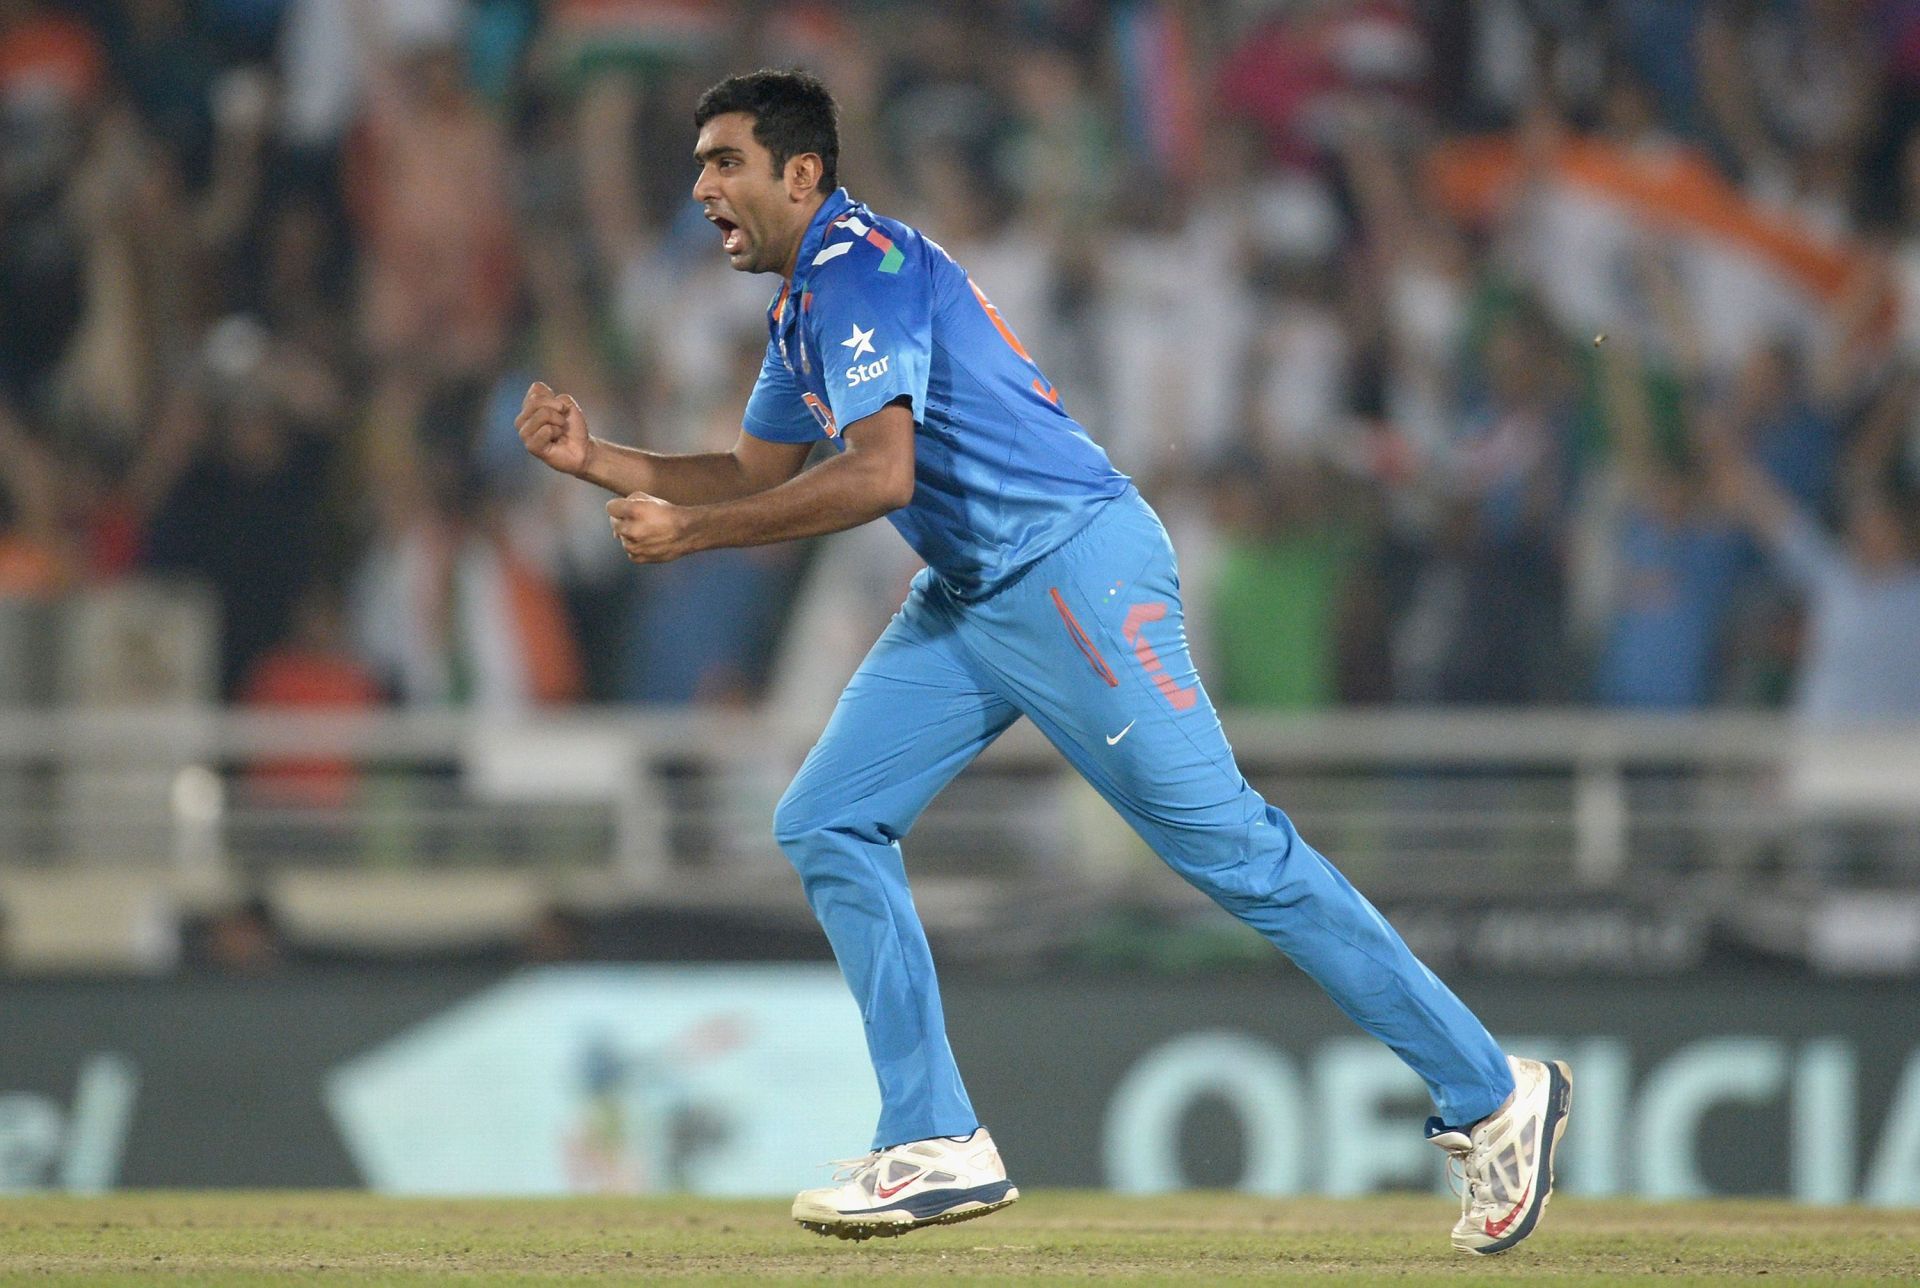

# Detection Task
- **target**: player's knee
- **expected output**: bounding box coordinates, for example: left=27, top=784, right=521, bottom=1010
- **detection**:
left=773, top=780, right=890, bottom=870
left=771, top=780, right=827, bottom=854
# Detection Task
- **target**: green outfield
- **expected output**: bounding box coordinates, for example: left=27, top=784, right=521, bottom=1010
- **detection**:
left=1, top=1191, right=1916, bottom=1286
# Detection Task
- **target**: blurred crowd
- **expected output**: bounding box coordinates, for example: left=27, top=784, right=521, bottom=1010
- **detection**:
left=3, top=0, right=1919, bottom=726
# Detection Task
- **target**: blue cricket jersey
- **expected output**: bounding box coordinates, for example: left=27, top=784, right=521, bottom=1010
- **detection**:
left=742, top=188, right=1130, bottom=600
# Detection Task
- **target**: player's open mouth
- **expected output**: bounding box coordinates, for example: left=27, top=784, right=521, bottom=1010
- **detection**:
left=711, top=215, right=745, bottom=255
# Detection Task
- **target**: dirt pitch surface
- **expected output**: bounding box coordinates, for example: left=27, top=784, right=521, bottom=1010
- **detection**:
left=3, top=1191, right=1917, bottom=1286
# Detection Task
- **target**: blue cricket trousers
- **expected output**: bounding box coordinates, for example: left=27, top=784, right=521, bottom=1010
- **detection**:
left=773, top=488, right=1513, bottom=1147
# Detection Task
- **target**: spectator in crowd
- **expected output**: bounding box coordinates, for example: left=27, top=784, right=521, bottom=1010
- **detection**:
left=1589, top=332, right=1745, bottom=709
left=1205, top=453, right=1366, bottom=711
left=0, top=0, right=1916, bottom=738
left=237, top=579, right=381, bottom=810
left=1395, top=304, right=1578, bottom=704
left=620, top=329, right=805, bottom=707
left=1723, top=340, right=1845, bottom=515
left=103, top=0, right=220, bottom=182
left=1707, top=381, right=1920, bottom=727
left=143, top=321, right=340, bottom=695
left=0, top=1, right=101, bottom=409
left=350, top=373, right=582, bottom=711
left=0, top=395, right=69, bottom=596
left=350, top=26, right=518, bottom=380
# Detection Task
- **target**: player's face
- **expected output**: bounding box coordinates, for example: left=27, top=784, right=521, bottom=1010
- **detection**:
left=693, top=112, right=803, bottom=275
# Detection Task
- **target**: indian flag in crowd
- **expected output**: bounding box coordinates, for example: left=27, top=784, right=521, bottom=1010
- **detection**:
left=1428, top=135, right=1876, bottom=375
left=545, top=0, right=727, bottom=80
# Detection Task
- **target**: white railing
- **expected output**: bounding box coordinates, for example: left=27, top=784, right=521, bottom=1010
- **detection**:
left=0, top=708, right=1916, bottom=898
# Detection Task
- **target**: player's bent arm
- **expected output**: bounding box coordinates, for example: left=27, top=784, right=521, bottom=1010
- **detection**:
left=516, top=382, right=809, bottom=503
left=577, top=431, right=811, bottom=505
left=675, top=403, right=914, bottom=553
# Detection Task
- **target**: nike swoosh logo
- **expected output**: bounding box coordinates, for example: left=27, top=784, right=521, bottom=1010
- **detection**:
left=1482, top=1179, right=1533, bottom=1238
left=875, top=1173, right=921, bottom=1199
left=1106, top=721, right=1136, bottom=746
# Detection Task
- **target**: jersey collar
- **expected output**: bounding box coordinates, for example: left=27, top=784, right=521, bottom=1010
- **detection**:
left=789, top=187, right=854, bottom=284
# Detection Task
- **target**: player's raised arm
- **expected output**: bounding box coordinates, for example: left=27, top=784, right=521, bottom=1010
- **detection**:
left=605, top=400, right=913, bottom=564
left=515, top=380, right=810, bottom=504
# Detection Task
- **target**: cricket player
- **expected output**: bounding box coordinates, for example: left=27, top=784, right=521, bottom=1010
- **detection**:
left=516, top=68, right=1570, bottom=1254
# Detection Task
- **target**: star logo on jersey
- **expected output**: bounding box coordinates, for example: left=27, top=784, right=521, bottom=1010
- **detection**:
left=841, top=323, right=877, bottom=360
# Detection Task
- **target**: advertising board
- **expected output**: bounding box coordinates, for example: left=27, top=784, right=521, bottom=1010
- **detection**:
left=1, top=968, right=1914, bottom=1203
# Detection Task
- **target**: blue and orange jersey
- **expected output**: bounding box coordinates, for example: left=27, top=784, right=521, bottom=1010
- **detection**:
left=743, top=188, right=1129, bottom=599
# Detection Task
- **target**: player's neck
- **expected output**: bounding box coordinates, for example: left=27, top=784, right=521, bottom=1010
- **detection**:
left=778, top=191, right=831, bottom=282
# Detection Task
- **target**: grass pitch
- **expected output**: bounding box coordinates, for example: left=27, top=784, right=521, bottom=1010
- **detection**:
left=2, top=1191, right=1917, bottom=1286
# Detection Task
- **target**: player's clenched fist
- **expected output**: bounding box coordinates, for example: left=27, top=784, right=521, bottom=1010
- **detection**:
left=516, top=381, right=592, bottom=476
left=607, top=491, right=693, bottom=563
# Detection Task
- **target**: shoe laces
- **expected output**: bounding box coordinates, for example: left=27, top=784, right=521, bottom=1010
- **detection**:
left=825, top=1152, right=879, bottom=1182
left=1439, top=1143, right=1476, bottom=1218
left=1440, top=1127, right=1509, bottom=1222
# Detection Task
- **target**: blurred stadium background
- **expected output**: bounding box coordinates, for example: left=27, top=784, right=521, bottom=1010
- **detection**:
left=1, top=0, right=1919, bottom=1211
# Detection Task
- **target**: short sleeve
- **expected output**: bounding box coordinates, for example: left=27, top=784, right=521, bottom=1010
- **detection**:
left=742, top=338, right=824, bottom=444
left=805, top=263, right=932, bottom=432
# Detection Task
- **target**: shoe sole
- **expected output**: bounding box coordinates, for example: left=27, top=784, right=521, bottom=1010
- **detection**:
left=794, top=1187, right=1020, bottom=1241
left=1459, top=1060, right=1573, bottom=1256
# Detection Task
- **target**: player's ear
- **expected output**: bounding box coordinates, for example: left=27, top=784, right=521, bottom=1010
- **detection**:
left=786, top=152, right=823, bottom=201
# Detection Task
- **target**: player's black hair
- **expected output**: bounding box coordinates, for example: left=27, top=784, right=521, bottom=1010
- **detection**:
left=694, top=68, right=839, bottom=190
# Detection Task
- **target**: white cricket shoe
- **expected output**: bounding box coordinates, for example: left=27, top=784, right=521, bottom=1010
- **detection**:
left=792, top=1127, right=1018, bottom=1241
left=1426, top=1055, right=1572, bottom=1255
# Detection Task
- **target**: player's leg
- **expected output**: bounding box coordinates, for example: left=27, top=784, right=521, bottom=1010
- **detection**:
left=777, top=578, right=1023, bottom=1239
left=959, top=493, right=1513, bottom=1124
left=957, top=491, right=1569, bottom=1251
left=773, top=576, right=1017, bottom=1149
